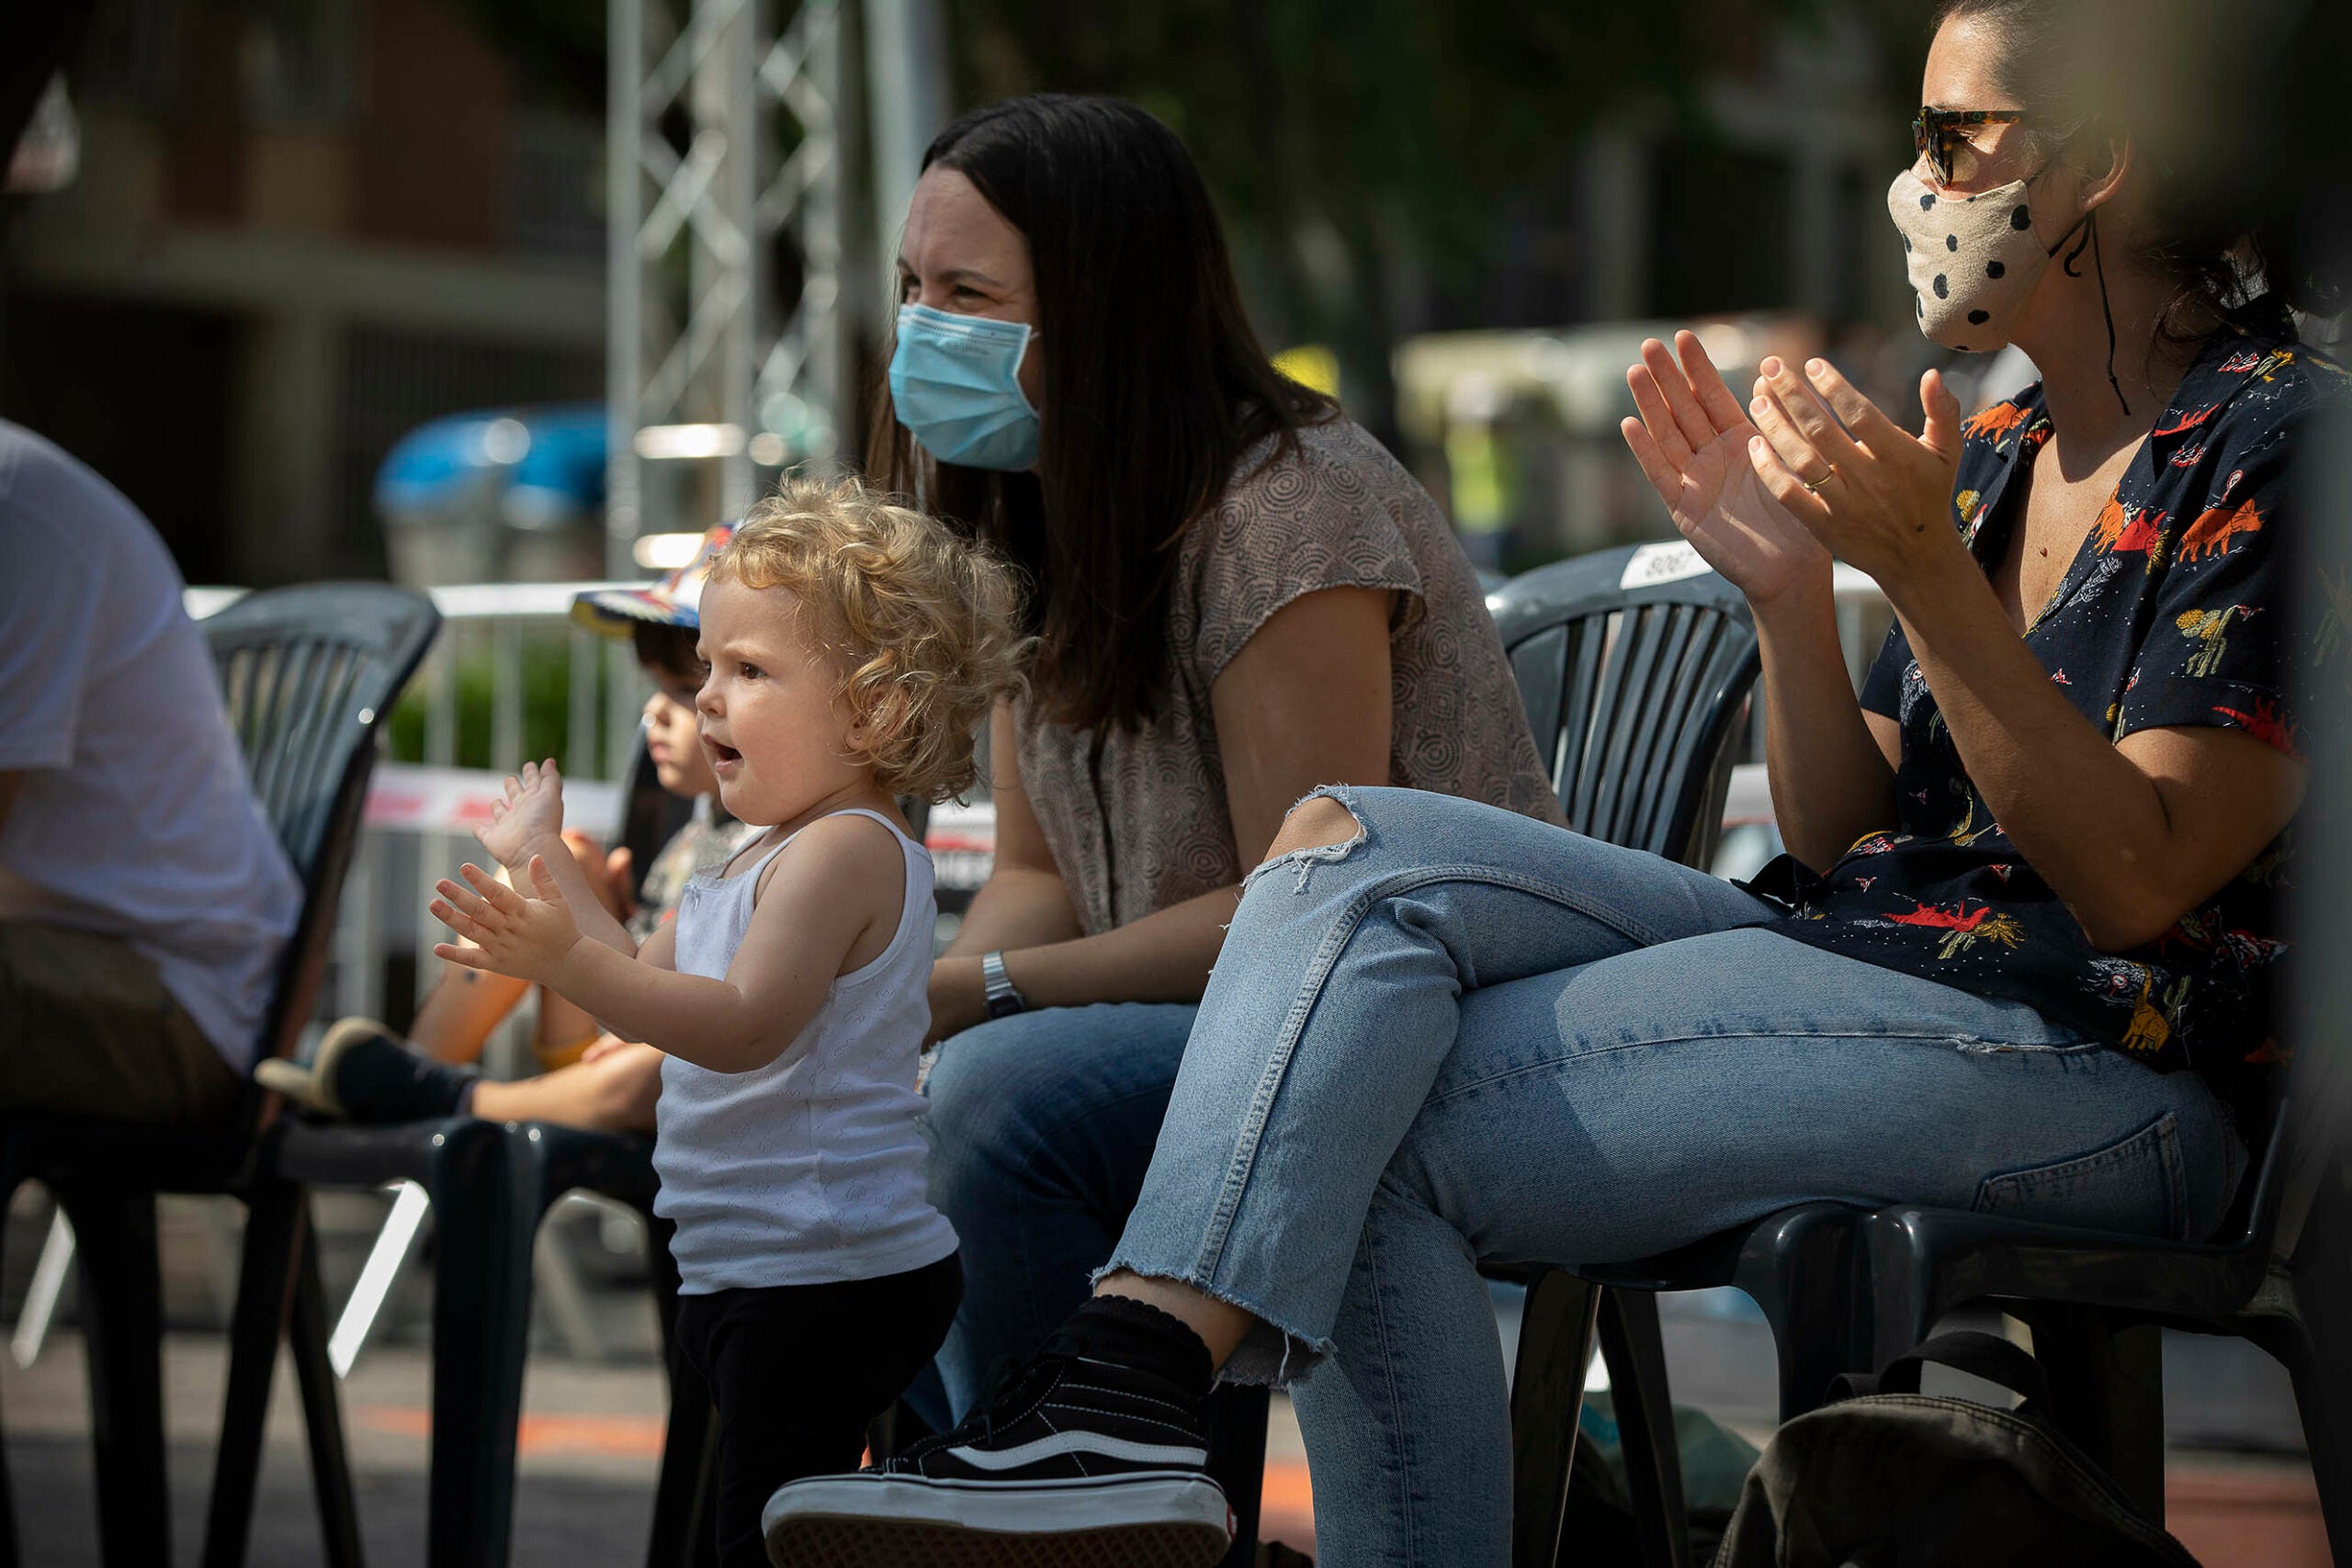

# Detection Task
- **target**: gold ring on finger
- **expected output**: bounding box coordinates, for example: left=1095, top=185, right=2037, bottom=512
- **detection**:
left=1803, top=467, right=1836, bottom=494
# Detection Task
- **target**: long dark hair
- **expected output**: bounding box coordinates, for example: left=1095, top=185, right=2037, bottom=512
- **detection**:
left=1933, top=0, right=2346, bottom=338
left=868, top=94, right=1335, bottom=734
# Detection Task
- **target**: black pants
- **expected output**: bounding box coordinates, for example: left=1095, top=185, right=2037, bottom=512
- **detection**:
left=673, top=1252, right=962, bottom=1568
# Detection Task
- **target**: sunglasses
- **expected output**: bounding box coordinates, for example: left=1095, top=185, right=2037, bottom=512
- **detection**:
left=1912, top=107, right=2028, bottom=188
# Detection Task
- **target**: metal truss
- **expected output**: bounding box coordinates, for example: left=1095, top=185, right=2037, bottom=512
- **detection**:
left=606, top=0, right=850, bottom=567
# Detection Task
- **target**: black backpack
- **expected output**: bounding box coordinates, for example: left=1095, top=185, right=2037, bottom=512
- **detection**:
left=1714, top=1331, right=2200, bottom=1567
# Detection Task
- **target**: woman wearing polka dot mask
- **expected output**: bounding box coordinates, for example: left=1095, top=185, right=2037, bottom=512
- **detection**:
left=1611, top=0, right=2339, bottom=1178
left=1889, top=119, right=2097, bottom=365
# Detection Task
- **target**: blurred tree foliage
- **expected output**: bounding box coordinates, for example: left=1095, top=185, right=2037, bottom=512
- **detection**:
left=385, top=635, right=616, bottom=772
left=943, top=0, right=1831, bottom=435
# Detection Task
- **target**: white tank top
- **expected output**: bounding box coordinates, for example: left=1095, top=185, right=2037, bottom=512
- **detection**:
left=652, top=807, right=958, bottom=1292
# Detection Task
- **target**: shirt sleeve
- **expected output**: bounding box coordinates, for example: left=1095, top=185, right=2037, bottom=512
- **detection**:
left=0, top=514, right=102, bottom=771
left=1184, top=435, right=1425, bottom=692
left=1858, top=622, right=1913, bottom=721
left=2117, top=419, right=2302, bottom=757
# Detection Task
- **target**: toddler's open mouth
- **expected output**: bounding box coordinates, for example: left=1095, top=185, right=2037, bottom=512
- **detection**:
left=705, top=737, right=742, bottom=768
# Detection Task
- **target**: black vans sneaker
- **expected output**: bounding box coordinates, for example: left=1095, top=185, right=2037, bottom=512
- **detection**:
left=762, top=1333, right=1232, bottom=1568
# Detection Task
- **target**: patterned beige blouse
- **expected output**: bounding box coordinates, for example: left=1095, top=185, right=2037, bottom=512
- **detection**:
left=1014, top=415, right=1563, bottom=937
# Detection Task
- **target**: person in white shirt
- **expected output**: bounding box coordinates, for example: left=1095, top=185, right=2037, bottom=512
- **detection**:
left=0, top=420, right=299, bottom=1126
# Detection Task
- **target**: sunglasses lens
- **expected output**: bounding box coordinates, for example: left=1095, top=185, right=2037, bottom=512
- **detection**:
left=1914, top=114, right=1949, bottom=187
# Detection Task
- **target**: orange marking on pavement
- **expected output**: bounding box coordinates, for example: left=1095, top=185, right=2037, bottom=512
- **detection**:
left=358, top=1408, right=429, bottom=1438
left=514, top=1413, right=667, bottom=1458
left=356, top=1406, right=667, bottom=1460
left=1260, top=1458, right=1313, bottom=1512
left=1260, top=1457, right=1317, bottom=1554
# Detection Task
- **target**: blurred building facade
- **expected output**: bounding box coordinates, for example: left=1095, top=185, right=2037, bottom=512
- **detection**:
left=2, top=0, right=605, bottom=586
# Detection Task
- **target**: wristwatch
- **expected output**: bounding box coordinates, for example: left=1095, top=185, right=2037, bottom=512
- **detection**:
left=980, top=951, right=1029, bottom=1020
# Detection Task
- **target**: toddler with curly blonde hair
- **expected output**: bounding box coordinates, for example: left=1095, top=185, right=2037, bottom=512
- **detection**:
left=429, top=474, right=1025, bottom=1568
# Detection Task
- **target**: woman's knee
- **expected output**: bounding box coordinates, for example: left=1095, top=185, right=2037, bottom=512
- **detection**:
left=1261, top=792, right=1365, bottom=863
left=1250, top=784, right=1547, bottom=885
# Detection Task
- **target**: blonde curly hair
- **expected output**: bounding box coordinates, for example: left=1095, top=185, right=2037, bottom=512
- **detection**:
left=707, top=475, right=1029, bottom=803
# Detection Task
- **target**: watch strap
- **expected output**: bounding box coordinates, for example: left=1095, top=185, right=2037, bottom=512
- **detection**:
left=980, top=951, right=1027, bottom=1019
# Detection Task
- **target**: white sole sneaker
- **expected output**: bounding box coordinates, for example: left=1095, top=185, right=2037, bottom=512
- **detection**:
left=762, top=1471, right=1232, bottom=1568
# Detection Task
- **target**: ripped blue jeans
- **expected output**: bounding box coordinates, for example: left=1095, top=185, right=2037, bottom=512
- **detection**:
left=1101, top=785, right=2240, bottom=1568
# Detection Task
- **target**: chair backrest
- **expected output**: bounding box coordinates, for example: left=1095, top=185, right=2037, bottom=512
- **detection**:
left=1488, top=542, right=1760, bottom=868
left=205, top=584, right=439, bottom=1089
left=616, top=738, right=698, bottom=901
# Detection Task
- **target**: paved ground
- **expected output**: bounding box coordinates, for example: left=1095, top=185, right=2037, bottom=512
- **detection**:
left=0, top=1193, right=2329, bottom=1565
left=6, top=1315, right=2326, bottom=1566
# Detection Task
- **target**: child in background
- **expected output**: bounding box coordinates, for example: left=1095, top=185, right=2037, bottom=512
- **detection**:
left=427, top=477, right=1026, bottom=1568
left=258, top=526, right=755, bottom=1131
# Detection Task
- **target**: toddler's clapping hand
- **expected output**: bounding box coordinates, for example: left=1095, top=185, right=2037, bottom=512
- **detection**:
left=474, top=759, right=567, bottom=873
left=431, top=857, right=582, bottom=985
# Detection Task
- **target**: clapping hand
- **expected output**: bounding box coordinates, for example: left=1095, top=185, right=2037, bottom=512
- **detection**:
left=1620, top=331, right=1830, bottom=609
left=1745, top=356, right=1969, bottom=592
left=431, top=858, right=582, bottom=987
left=474, top=760, right=567, bottom=874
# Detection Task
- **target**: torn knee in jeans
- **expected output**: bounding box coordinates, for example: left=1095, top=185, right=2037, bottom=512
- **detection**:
left=1242, top=786, right=1369, bottom=896
left=1268, top=793, right=1363, bottom=858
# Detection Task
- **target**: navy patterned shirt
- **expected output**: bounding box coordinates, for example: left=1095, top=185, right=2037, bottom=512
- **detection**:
left=1748, top=319, right=2346, bottom=1130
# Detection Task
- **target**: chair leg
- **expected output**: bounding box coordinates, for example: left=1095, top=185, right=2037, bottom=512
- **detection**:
left=1507, top=1267, right=1600, bottom=1568
left=290, top=1220, right=366, bottom=1568
left=58, top=1187, right=170, bottom=1568
left=12, top=1209, right=76, bottom=1369
left=2265, top=1146, right=2352, bottom=1558
left=2255, top=1319, right=2352, bottom=1563
left=2018, top=1305, right=2165, bottom=1521
left=0, top=1340, right=15, bottom=1568
left=1862, top=1212, right=1943, bottom=1371
left=1597, top=1290, right=1688, bottom=1568
left=0, top=1172, right=21, bottom=1568
left=1736, top=1204, right=1865, bottom=1421
left=422, top=1122, right=533, bottom=1568
left=202, top=1179, right=305, bottom=1568
left=1203, top=1385, right=1269, bottom=1568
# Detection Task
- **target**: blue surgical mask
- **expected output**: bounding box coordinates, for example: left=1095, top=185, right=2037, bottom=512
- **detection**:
left=888, top=303, right=1041, bottom=470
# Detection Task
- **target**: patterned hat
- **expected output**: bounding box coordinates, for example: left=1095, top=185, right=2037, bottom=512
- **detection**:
left=570, top=523, right=734, bottom=637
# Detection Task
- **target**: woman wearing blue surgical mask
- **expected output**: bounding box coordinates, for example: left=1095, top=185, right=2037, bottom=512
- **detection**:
left=770, top=6, right=2346, bottom=1565
left=876, top=96, right=1562, bottom=1437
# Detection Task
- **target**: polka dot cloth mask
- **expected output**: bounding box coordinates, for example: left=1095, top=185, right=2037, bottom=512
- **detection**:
left=1886, top=165, right=2086, bottom=353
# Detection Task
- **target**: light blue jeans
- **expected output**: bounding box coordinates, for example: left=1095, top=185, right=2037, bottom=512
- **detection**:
left=920, top=999, right=1200, bottom=1426
left=1101, top=785, right=2242, bottom=1568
